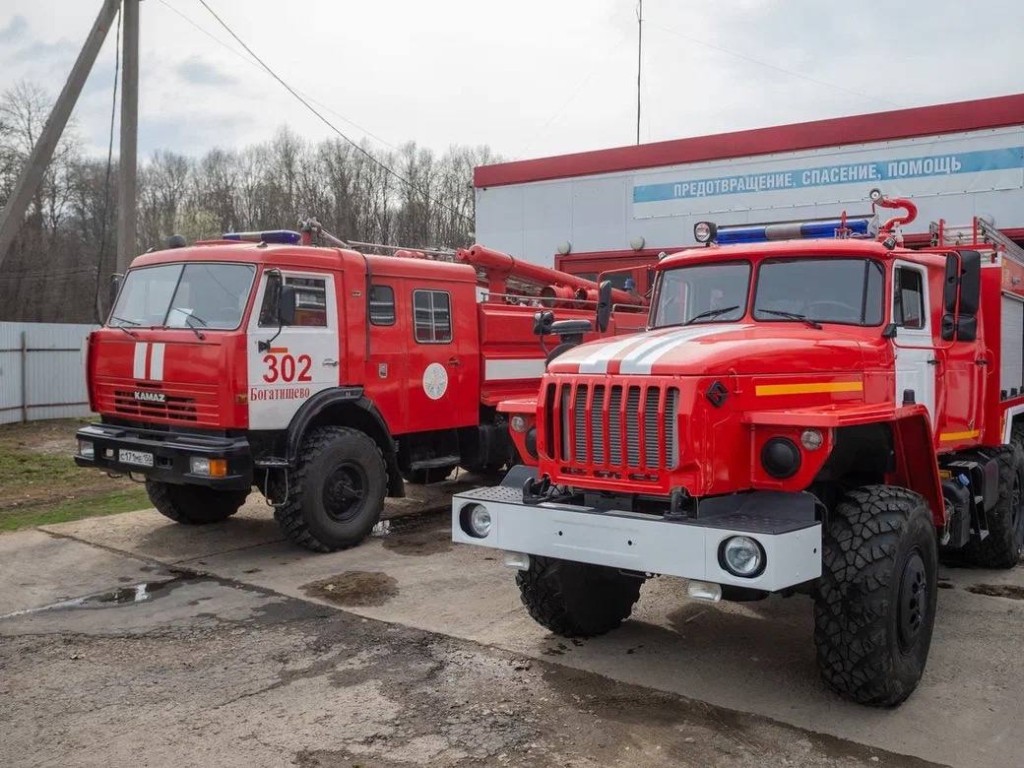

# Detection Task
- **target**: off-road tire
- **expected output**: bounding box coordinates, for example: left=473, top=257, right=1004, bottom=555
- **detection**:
left=1011, top=421, right=1024, bottom=451
left=146, top=480, right=247, bottom=525
left=814, top=485, right=938, bottom=707
left=273, top=427, right=387, bottom=553
left=516, top=555, right=644, bottom=637
left=400, top=465, right=456, bottom=485
left=964, top=445, right=1024, bottom=569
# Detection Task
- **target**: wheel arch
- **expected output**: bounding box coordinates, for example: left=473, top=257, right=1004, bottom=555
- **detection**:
left=286, top=387, right=404, bottom=498
left=888, top=413, right=945, bottom=527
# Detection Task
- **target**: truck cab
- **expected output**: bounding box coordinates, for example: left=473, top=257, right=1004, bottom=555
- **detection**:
left=453, top=192, right=1024, bottom=707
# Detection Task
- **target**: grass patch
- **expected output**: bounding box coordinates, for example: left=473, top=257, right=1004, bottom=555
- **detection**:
left=0, top=488, right=151, bottom=532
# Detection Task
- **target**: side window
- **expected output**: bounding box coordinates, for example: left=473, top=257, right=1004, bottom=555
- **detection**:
left=413, top=289, right=452, bottom=343
left=258, top=275, right=328, bottom=328
left=369, top=285, right=395, bottom=326
left=894, top=268, right=925, bottom=329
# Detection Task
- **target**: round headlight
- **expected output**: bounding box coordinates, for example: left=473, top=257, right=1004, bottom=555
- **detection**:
left=694, top=221, right=717, bottom=244
left=720, top=536, right=766, bottom=578
left=460, top=503, right=492, bottom=538
left=800, top=428, right=824, bottom=450
left=510, top=415, right=528, bottom=433
left=761, top=437, right=801, bottom=479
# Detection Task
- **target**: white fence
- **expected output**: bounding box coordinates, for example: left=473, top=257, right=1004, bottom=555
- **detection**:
left=0, top=322, right=97, bottom=426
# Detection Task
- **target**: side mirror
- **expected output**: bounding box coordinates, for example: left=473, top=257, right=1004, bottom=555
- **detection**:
left=957, top=250, right=981, bottom=316
left=882, top=322, right=898, bottom=339
left=108, top=274, right=123, bottom=310
left=278, top=285, right=297, bottom=326
left=956, top=314, right=978, bottom=342
left=596, top=280, right=613, bottom=332
left=533, top=310, right=555, bottom=336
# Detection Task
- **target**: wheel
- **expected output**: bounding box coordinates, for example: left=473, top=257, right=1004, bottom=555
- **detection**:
left=1011, top=421, right=1024, bottom=452
left=400, top=465, right=456, bottom=484
left=273, top=427, right=387, bottom=552
left=516, top=555, right=644, bottom=637
left=964, top=445, right=1024, bottom=569
left=145, top=480, right=247, bottom=525
left=814, top=485, right=938, bottom=707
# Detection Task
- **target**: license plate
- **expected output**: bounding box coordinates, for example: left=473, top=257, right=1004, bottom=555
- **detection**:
left=119, top=449, right=154, bottom=467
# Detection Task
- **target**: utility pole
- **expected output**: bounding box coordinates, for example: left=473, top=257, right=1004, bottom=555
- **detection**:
left=117, top=0, right=140, bottom=273
left=636, top=0, right=643, bottom=145
left=0, top=0, right=121, bottom=268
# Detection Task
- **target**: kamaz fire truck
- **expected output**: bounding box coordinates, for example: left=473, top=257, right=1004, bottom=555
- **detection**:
left=74, top=228, right=642, bottom=553
left=452, top=189, right=1024, bottom=706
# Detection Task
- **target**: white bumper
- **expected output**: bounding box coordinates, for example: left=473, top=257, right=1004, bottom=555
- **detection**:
left=452, top=486, right=822, bottom=592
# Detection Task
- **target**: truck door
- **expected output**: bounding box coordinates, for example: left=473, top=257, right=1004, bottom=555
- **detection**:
left=402, top=283, right=478, bottom=433
left=891, top=262, right=937, bottom=430
left=247, top=270, right=340, bottom=430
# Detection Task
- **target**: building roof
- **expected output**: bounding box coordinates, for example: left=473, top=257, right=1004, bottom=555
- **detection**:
left=474, top=93, right=1024, bottom=189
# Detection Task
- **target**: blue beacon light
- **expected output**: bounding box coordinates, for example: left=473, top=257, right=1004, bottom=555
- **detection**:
left=222, top=230, right=302, bottom=245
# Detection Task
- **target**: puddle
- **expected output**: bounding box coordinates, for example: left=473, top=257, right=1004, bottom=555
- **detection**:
left=0, top=577, right=187, bottom=620
left=966, top=583, right=1024, bottom=600
left=301, top=571, right=399, bottom=607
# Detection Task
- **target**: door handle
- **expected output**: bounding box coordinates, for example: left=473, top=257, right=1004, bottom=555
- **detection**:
left=447, top=356, right=460, bottom=367
left=322, top=359, right=339, bottom=367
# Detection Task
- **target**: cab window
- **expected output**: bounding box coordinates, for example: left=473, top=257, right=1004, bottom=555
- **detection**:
left=413, top=290, right=452, bottom=343
left=258, top=275, right=328, bottom=327
left=894, top=267, right=925, bottom=329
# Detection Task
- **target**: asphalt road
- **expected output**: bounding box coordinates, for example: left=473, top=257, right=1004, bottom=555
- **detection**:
left=2, top=486, right=1021, bottom=768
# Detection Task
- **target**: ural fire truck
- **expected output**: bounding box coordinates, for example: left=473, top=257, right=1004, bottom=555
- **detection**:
left=74, top=230, right=642, bottom=552
left=452, top=189, right=1024, bottom=706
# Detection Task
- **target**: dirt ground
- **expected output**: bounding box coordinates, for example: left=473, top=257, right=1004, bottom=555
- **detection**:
left=0, top=565, right=934, bottom=768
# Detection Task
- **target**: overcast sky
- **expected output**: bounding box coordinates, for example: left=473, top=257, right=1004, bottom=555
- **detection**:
left=1, top=0, right=1023, bottom=164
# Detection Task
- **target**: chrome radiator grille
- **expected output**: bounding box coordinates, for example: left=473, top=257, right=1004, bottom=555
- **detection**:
left=549, top=381, right=680, bottom=470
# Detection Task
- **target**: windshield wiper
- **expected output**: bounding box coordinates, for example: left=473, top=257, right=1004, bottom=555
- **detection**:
left=684, top=305, right=740, bottom=325
left=759, top=309, right=823, bottom=329
left=181, top=312, right=207, bottom=340
left=108, top=315, right=139, bottom=336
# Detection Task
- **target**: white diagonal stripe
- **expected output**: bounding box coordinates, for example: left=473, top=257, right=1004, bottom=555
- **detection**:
left=619, top=324, right=750, bottom=374
left=150, top=343, right=165, bottom=381
left=133, top=342, right=148, bottom=379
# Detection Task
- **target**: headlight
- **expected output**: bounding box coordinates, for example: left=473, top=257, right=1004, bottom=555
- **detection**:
left=761, top=437, right=801, bottom=479
left=77, top=440, right=94, bottom=460
left=460, top=503, right=492, bottom=538
left=510, top=415, right=528, bottom=433
left=719, top=536, right=766, bottom=578
left=190, top=457, right=227, bottom=477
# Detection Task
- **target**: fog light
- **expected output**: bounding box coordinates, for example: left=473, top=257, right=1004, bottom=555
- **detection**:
left=460, top=503, right=492, bottom=538
left=719, top=536, right=766, bottom=578
left=761, top=437, right=801, bottom=479
left=78, top=440, right=94, bottom=460
left=800, top=429, right=824, bottom=450
left=510, top=415, right=528, bottom=433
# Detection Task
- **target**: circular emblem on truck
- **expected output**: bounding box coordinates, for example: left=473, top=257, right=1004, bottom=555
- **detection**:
left=422, top=362, right=448, bottom=400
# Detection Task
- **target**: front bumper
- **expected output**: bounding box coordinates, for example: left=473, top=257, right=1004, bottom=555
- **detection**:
left=452, top=486, right=822, bottom=592
left=74, top=423, right=253, bottom=490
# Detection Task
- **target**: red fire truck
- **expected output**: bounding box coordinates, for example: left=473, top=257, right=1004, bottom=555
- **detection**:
left=74, top=232, right=642, bottom=553
left=453, top=189, right=1024, bottom=706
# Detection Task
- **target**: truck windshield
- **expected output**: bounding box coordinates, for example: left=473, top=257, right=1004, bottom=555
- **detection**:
left=754, top=258, right=883, bottom=326
left=652, top=262, right=750, bottom=327
left=109, top=263, right=256, bottom=330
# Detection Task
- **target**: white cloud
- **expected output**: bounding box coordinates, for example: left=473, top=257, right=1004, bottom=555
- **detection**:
left=0, top=0, right=1021, bottom=162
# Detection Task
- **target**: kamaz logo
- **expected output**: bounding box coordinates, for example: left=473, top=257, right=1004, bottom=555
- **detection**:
left=133, top=391, right=166, bottom=403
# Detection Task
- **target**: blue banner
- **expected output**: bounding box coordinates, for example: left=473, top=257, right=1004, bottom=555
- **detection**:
left=632, top=147, right=1024, bottom=204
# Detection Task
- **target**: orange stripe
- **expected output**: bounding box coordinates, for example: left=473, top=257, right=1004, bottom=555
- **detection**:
left=755, top=381, right=863, bottom=397
left=268, top=347, right=289, bottom=354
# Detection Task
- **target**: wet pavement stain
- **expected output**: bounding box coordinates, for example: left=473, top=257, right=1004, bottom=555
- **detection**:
left=302, top=571, right=399, bottom=607
left=0, top=577, right=191, bottom=619
left=966, top=583, right=1024, bottom=600
left=376, top=513, right=452, bottom=557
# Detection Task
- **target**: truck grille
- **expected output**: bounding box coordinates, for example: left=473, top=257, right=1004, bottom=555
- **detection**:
left=93, top=380, right=220, bottom=427
left=548, top=380, right=680, bottom=471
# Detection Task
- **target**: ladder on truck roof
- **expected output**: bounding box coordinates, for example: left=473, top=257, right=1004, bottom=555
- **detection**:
left=931, top=216, right=1024, bottom=267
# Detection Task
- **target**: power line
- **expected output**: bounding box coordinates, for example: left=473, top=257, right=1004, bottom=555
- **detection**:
left=194, top=0, right=469, bottom=223
left=155, top=0, right=400, bottom=152
left=93, top=4, right=122, bottom=323
left=646, top=21, right=902, bottom=110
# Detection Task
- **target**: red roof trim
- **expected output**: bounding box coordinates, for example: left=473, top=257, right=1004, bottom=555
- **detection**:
left=475, top=93, right=1024, bottom=189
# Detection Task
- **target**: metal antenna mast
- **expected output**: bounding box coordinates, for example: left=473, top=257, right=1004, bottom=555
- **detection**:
left=636, top=0, right=643, bottom=144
